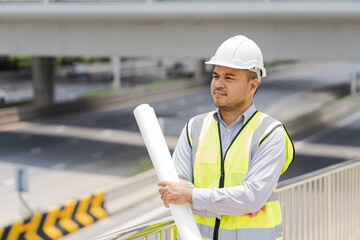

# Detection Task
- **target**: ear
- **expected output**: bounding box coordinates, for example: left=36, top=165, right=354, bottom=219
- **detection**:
left=249, top=79, right=259, bottom=95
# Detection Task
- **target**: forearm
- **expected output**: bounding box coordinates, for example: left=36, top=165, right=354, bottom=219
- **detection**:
left=192, top=183, right=273, bottom=216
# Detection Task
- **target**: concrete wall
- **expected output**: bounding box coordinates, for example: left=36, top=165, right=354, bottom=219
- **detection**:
left=0, top=2, right=360, bottom=61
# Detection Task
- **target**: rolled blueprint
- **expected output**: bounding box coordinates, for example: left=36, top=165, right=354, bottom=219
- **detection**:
left=133, top=104, right=202, bottom=240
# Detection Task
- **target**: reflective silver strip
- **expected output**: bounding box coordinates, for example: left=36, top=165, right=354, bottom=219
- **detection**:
left=267, top=192, right=278, bottom=202
left=197, top=219, right=282, bottom=240
left=250, top=113, right=281, bottom=158
left=197, top=223, right=214, bottom=240
left=190, top=112, right=213, bottom=163
left=218, top=224, right=283, bottom=240
left=275, top=223, right=282, bottom=238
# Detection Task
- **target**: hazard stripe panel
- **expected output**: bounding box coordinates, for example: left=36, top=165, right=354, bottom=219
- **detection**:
left=0, top=190, right=107, bottom=240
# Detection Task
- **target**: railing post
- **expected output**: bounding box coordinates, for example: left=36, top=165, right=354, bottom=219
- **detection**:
left=327, top=174, right=333, bottom=240
left=350, top=71, right=358, bottom=95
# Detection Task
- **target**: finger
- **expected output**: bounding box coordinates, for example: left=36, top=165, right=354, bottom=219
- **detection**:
left=158, top=188, right=165, bottom=194
left=261, top=205, right=266, bottom=213
left=157, top=181, right=167, bottom=187
left=250, top=212, right=258, bottom=218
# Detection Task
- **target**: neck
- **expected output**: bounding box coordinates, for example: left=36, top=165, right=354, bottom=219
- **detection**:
left=219, top=103, right=251, bottom=126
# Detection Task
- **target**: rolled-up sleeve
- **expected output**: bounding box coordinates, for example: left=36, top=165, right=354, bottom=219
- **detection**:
left=192, top=127, right=286, bottom=217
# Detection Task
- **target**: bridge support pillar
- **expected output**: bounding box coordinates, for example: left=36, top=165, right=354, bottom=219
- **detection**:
left=111, top=56, right=121, bottom=90
left=32, top=57, right=56, bottom=107
left=194, top=59, right=207, bottom=84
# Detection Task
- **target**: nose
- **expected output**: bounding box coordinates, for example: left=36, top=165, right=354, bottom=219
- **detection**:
left=213, top=76, right=225, bottom=88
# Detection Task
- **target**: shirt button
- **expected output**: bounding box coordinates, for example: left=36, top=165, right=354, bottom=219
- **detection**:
left=227, top=128, right=230, bottom=132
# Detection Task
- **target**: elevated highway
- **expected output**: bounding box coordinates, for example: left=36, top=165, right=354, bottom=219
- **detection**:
left=0, top=1, right=360, bottom=60
left=1, top=1, right=360, bottom=106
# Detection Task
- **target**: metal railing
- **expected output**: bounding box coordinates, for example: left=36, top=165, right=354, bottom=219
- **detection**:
left=96, top=216, right=176, bottom=240
left=97, top=158, right=360, bottom=240
left=276, top=158, right=360, bottom=240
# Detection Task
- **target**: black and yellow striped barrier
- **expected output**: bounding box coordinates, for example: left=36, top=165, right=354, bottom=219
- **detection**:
left=0, top=190, right=107, bottom=240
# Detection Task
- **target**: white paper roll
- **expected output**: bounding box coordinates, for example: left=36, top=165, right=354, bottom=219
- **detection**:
left=133, top=104, right=202, bottom=240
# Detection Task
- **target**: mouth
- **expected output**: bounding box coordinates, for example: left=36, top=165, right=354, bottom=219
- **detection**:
left=213, top=90, right=227, bottom=97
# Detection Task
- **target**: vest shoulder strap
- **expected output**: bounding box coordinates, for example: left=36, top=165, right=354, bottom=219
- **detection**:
left=186, top=111, right=215, bottom=149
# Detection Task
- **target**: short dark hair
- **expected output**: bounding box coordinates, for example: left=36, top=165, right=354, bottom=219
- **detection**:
left=246, top=70, right=260, bottom=95
left=246, top=70, right=258, bottom=82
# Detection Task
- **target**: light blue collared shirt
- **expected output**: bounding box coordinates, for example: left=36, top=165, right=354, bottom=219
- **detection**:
left=172, top=104, right=286, bottom=218
left=215, top=105, right=256, bottom=158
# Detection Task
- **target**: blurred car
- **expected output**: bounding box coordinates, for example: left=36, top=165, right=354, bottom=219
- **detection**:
left=0, top=89, right=7, bottom=103
left=66, top=63, right=90, bottom=78
left=166, top=62, right=193, bottom=78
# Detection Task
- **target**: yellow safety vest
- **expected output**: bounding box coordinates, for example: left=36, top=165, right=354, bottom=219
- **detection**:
left=187, top=111, right=294, bottom=240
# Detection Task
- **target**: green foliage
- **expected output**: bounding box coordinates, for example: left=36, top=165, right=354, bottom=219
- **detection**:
left=265, top=59, right=297, bottom=67
left=9, top=56, right=32, bottom=69
left=132, top=157, right=153, bottom=175
left=78, top=89, right=115, bottom=99
left=57, top=57, right=110, bottom=66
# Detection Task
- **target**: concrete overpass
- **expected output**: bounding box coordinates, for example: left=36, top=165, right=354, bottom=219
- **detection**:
left=1, top=1, right=360, bottom=105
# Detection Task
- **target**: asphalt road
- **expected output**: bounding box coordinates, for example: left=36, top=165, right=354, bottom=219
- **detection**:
left=0, top=60, right=360, bottom=234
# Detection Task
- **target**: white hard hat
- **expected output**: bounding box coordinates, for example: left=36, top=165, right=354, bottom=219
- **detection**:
left=205, top=35, right=266, bottom=81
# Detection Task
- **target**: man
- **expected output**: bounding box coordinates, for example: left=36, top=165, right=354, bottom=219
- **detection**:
left=158, top=35, right=294, bottom=240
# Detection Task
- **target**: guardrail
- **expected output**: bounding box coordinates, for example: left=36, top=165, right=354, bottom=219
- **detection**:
left=276, top=158, right=360, bottom=240
left=0, top=191, right=107, bottom=240
left=96, top=158, right=360, bottom=240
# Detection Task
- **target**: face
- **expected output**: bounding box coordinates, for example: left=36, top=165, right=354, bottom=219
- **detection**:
left=210, top=65, right=258, bottom=112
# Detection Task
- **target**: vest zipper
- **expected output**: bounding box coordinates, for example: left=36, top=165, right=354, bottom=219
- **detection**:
left=213, top=121, right=223, bottom=240
left=212, top=111, right=258, bottom=240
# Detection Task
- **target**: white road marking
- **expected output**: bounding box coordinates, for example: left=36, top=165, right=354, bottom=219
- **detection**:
left=52, top=163, right=66, bottom=170
left=302, top=108, right=360, bottom=142
left=294, top=141, right=360, bottom=159
left=2, top=178, right=15, bottom=187
left=11, top=123, right=178, bottom=150
left=30, top=147, right=43, bottom=155
left=335, top=108, right=360, bottom=128
left=100, top=129, right=113, bottom=137
left=55, top=125, right=67, bottom=133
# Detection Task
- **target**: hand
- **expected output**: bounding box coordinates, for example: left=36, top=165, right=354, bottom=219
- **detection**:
left=243, top=204, right=266, bottom=218
left=157, top=180, right=193, bottom=208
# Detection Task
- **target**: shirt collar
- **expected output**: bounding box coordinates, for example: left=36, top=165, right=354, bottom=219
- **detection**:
left=214, top=103, right=257, bottom=128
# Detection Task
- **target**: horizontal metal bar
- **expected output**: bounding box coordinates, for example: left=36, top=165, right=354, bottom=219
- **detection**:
left=277, top=158, right=360, bottom=190
left=95, top=216, right=174, bottom=240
